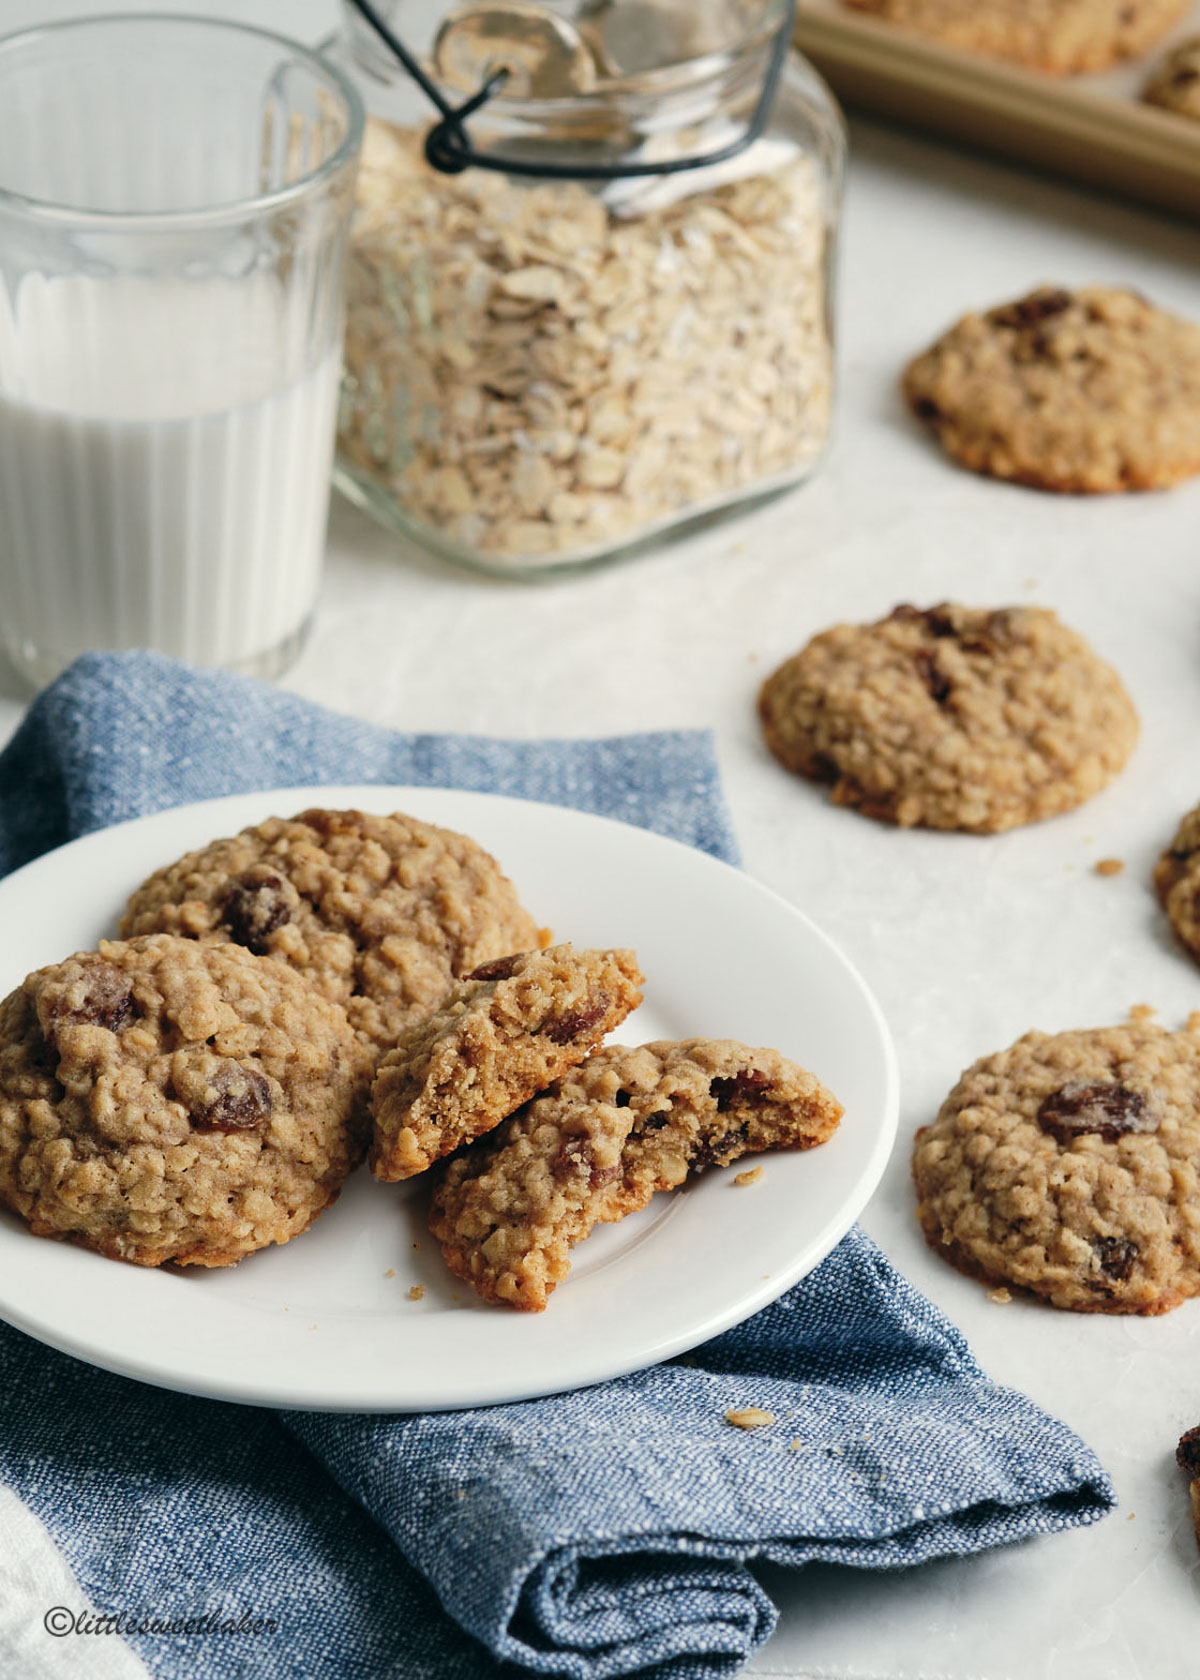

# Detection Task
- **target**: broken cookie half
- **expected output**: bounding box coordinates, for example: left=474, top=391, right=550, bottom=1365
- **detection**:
left=369, top=944, right=643, bottom=1181
left=429, top=1038, right=843, bottom=1311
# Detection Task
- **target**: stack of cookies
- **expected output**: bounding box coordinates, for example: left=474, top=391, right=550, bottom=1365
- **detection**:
left=0, top=807, right=842, bottom=1311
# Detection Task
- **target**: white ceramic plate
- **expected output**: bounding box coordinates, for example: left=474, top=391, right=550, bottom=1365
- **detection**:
left=0, top=786, right=897, bottom=1412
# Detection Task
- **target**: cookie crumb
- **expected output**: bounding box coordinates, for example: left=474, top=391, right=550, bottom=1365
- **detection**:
left=725, top=1407, right=775, bottom=1431
left=407, top=1284, right=425, bottom=1301
left=734, top=1166, right=764, bottom=1187
left=987, top=1287, right=1013, bottom=1304
left=789, top=1438, right=804, bottom=1452
left=1128, top=1004, right=1157, bottom=1023
left=384, top=1268, right=396, bottom=1279
left=1094, top=858, right=1124, bottom=877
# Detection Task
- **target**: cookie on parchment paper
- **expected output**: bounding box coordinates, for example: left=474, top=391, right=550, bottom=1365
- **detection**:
left=1144, top=37, right=1200, bottom=120
left=840, top=0, right=1191, bottom=75
left=758, top=602, right=1137, bottom=833
left=913, top=1021, right=1200, bottom=1315
left=1152, top=803, right=1200, bottom=966
left=904, top=286, right=1200, bottom=493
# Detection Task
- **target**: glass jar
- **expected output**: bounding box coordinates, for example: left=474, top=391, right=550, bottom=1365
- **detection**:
left=327, top=0, right=843, bottom=576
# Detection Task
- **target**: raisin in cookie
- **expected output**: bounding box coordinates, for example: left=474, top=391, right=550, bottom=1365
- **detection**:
left=840, top=0, right=1190, bottom=74
left=430, top=1039, right=842, bottom=1310
left=1152, top=803, right=1200, bottom=964
left=759, top=602, right=1136, bottom=833
left=904, top=286, right=1200, bottom=493
left=121, top=809, right=544, bottom=1050
left=370, top=945, right=644, bottom=1181
left=0, top=934, right=371, bottom=1268
left=913, top=1022, right=1200, bottom=1314
left=1145, top=38, right=1200, bottom=119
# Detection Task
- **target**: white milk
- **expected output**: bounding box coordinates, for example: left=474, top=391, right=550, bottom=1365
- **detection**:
left=0, top=272, right=341, bottom=683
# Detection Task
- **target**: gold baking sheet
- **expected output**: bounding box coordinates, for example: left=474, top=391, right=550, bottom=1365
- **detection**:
left=793, top=1, right=1200, bottom=219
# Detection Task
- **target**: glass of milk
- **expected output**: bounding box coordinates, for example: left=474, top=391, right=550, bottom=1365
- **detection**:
left=0, top=16, right=365, bottom=688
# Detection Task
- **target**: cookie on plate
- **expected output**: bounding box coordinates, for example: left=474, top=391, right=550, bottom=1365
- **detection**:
left=758, top=602, right=1137, bottom=833
left=1152, top=803, right=1200, bottom=963
left=913, top=1021, right=1200, bottom=1314
left=903, top=286, right=1200, bottom=493
left=1144, top=37, right=1200, bottom=119
left=0, top=934, right=371, bottom=1268
left=430, top=1038, right=843, bottom=1311
left=839, top=0, right=1191, bottom=74
left=369, top=944, right=644, bottom=1181
left=120, top=808, right=545, bottom=1050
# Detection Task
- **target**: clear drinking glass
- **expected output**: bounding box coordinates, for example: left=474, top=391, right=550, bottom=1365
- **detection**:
left=0, top=15, right=364, bottom=689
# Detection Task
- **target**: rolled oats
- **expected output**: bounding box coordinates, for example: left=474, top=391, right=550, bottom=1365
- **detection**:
left=338, top=119, right=832, bottom=569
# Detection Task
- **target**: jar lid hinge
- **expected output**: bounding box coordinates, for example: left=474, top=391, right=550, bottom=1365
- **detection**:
left=343, top=0, right=798, bottom=180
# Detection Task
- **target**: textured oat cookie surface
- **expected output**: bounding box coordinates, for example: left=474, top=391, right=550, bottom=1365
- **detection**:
left=369, top=944, right=644, bottom=1181
left=913, top=1022, right=1200, bottom=1314
left=430, top=1038, right=843, bottom=1311
left=840, top=0, right=1191, bottom=73
left=0, top=934, right=370, bottom=1268
left=1144, top=36, right=1200, bottom=119
left=758, top=602, right=1137, bottom=833
left=121, top=808, right=543, bottom=1050
left=903, top=286, right=1200, bottom=493
left=1153, top=803, right=1200, bottom=964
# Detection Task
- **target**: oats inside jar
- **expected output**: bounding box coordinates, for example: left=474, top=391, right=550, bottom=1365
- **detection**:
left=338, top=119, right=834, bottom=570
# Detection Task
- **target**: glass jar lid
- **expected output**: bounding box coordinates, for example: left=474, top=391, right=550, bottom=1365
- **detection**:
left=341, top=0, right=796, bottom=177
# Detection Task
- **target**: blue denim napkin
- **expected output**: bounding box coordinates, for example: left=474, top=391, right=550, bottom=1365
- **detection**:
left=0, top=653, right=1114, bottom=1680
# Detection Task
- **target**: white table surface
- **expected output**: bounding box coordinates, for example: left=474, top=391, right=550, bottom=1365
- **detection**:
left=5, top=3, right=1200, bottom=1677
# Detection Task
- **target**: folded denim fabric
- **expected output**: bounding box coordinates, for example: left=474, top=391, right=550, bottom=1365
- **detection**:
left=0, top=650, right=735, bottom=876
left=0, top=653, right=1115, bottom=1680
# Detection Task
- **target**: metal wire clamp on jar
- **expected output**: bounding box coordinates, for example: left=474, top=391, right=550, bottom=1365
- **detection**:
left=330, top=0, right=844, bottom=576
